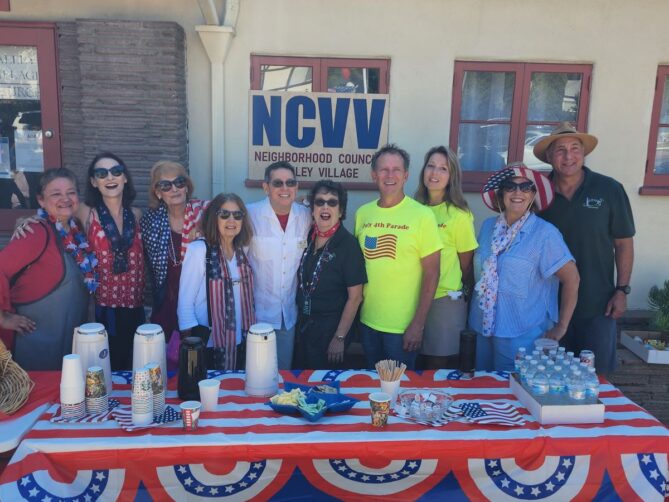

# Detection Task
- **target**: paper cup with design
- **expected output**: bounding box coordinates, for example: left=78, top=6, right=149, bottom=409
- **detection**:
left=380, top=379, right=401, bottom=404
left=198, top=379, right=220, bottom=412
left=86, top=366, right=107, bottom=398
left=145, top=362, right=165, bottom=417
left=369, top=392, right=392, bottom=427
left=180, top=401, right=202, bottom=431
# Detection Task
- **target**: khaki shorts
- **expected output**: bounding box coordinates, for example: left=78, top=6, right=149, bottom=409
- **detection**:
left=421, top=295, right=467, bottom=357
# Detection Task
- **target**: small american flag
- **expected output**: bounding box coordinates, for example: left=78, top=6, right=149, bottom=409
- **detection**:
left=458, top=401, right=526, bottom=426
left=51, top=399, right=120, bottom=424
left=363, top=234, right=397, bottom=260
left=111, top=404, right=181, bottom=432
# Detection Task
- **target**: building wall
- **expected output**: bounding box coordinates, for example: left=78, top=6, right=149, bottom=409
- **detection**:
left=1, top=0, right=668, bottom=311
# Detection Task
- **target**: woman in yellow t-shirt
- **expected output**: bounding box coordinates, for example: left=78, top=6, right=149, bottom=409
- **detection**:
left=414, top=146, right=478, bottom=370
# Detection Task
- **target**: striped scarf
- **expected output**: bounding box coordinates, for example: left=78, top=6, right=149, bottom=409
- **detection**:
left=207, top=245, right=255, bottom=370
left=141, top=199, right=207, bottom=295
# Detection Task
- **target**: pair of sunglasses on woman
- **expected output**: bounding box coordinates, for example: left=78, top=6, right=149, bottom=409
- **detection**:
left=93, top=164, right=125, bottom=179
left=500, top=180, right=536, bottom=193
left=155, top=176, right=188, bottom=192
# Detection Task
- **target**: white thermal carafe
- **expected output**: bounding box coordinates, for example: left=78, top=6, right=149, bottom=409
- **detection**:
left=132, top=324, right=167, bottom=387
left=244, top=323, right=279, bottom=397
left=71, top=323, right=112, bottom=396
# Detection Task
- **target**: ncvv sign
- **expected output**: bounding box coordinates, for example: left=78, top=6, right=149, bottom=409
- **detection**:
left=248, top=91, right=389, bottom=184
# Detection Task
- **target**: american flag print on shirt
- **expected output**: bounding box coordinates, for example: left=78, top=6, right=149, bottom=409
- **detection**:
left=363, top=234, right=398, bottom=260
left=458, top=401, right=526, bottom=426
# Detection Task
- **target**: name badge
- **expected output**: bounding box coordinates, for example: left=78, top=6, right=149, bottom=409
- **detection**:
left=298, top=240, right=307, bottom=249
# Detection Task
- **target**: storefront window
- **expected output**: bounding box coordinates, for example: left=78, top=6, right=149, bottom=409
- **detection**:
left=450, top=61, right=592, bottom=190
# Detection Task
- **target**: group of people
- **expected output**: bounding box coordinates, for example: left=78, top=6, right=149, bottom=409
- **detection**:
left=0, top=122, right=635, bottom=375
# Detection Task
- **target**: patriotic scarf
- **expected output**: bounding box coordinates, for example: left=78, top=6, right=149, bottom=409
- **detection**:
left=38, top=208, right=98, bottom=293
left=475, top=211, right=531, bottom=337
left=207, top=244, right=255, bottom=370
left=96, top=203, right=135, bottom=274
left=141, top=199, right=206, bottom=296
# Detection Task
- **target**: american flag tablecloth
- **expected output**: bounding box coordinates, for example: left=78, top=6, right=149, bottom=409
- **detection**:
left=0, top=369, right=668, bottom=501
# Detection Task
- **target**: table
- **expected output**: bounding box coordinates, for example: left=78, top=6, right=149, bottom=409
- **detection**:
left=1, top=370, right=668, bottom=501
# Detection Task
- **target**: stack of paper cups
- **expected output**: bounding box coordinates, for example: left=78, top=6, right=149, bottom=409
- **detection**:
left=85, top=366, right=108, bottom=414
left=60, top=354, right=85, bottom=420
left=131, top=368, right=154, bottom=426
left=145, top=362, right=165, bottom=419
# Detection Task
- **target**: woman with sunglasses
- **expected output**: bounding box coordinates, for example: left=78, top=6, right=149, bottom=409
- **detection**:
left=469, top=163, right=580, bottom=372
left=140, top=161, right=207, bottom=346
left=83, top=152, right=145, bottom=370
left=294, top=180, right=366, bottom=369
left=177, top=193, right=255, bottom=369
left=414, top=146, right=478, bottom=370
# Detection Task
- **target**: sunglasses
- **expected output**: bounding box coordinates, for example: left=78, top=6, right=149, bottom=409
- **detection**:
left=314, top=198, right=339, bottom=207
left=156, top=176, right=188, bottom=192
left=218, top=209, right=245, bottom=221
left=501, top=180, right=536, bottom=193
left=93, top=165, right=125, bottom=179
left=269, top=178, right=297, bottom=188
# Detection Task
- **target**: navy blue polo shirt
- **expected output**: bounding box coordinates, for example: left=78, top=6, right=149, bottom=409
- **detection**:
left=539, top=166, right=635, bottom=320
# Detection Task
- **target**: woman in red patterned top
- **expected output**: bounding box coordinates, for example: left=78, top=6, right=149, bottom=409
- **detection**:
left=84, top=152, right=145, bottom=370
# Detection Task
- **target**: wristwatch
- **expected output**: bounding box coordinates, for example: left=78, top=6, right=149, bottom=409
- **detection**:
left=335, top=334, right=346, bottom=341
left=615, top=285, right=631, bottom=295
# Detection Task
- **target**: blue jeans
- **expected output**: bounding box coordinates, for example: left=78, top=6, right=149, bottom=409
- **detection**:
left=476, top=320, right=553, bottom=372
left=562, top=315, right=617, bottom=374
left=360, top=324, right=417, bottom=370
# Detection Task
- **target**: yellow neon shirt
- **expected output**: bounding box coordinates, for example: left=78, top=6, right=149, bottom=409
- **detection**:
left=354, top=196, right=443, bottom=334
left=429, top=202, right=478, bottom=298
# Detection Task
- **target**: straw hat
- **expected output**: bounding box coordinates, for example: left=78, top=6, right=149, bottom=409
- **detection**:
left=481, top=164, right=555, bottom=213
left=533, top=122, right=598, bottom=163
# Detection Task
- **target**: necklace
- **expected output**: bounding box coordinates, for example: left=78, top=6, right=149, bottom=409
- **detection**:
left=168, top=229, right=181, bottom=266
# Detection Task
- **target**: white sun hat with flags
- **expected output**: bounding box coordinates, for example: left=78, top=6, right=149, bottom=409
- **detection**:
left=481, top=163, right=555, bottom=213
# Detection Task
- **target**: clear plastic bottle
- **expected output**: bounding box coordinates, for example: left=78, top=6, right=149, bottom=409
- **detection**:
left=515, top=347, right=527, bottom=372
left=531, top=364, right=550, bottom=395
left=525, top=359, right=539, bottom=386
left=568, top=369, right=586, bottom=400
left=557, top=346, right=566, bottom=356
left=585, top=367, right=600, bottom=399
left=549, top=349, right=558, bottom=361
left=532, top=350, right=541, bottom=360
left=549, top=365, right=566, bottom=394
left=520, top=355, right=532, bottom=383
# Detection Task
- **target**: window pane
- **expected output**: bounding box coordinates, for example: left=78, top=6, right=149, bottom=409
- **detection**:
left=327, top=67, right=380, bottom=93
left=660, top=76, right=669, bottom=124
left=461, top=71, right=515, bottom=121
left=654, top=127, right=669, bottom=174
left=458, top=123, right=509, bottom=172
left=528, top=72, right=582, bottom=122
left=259, top=65, right=313, bottom=92
left=521, top=125, right=554, bottom=171
left=0, top=45, right=42, bottom=209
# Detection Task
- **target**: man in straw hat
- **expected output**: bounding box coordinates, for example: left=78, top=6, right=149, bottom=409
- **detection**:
left=534, top=122, right=635, bottom=373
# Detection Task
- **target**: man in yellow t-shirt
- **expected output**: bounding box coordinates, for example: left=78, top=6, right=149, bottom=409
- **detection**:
left=354, top=144, right=442, bottom=369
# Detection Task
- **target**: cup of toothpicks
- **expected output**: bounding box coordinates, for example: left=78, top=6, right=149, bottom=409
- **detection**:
left=375, top=359, right=406, bottom=403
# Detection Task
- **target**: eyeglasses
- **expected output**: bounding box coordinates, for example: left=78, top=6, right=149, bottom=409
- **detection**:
left=501, top=180, right=536, bottom=193
left=218, top=209, right=245, bottom=221
left=93, top=165, right=125, bottom=179
left=269, top=178, right=297, bottom=188
left=313, top=198, right=339, bottom=207
left=156, top=176, right=188, bottom=192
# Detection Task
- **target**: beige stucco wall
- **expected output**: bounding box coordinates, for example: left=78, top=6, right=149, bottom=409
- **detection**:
left=2, top=0, right=668, bottom=311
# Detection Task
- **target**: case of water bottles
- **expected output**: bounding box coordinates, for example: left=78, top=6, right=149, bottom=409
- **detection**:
left=509, top=345, right=605, bottom=425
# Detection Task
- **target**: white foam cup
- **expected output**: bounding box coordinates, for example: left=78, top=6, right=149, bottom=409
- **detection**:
left=198, top=379, right=221, bottom=412
left=61, top=354, right=85, bottom=388
left=380, top=379, right=401, bottom=404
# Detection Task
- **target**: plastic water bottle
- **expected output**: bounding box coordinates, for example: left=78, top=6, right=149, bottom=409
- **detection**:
left=558, top=346, right=566, bottom=355
left=568, top=369, right=586, bottom=400
left=520, top=355, right=532, bottom=382
left=549, top=365, right=566, bottom=393
left=531, top=365, right=550, bottom=395
left=585, top=367, right=600, bottom=399
left=515, top=347, right=527, bottom=372
left=525, top=360, right=539, bottom=386
left=549, top=349, right=558, bottom=360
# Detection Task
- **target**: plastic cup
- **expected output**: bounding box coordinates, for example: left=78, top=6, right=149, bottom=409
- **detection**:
left=369, top=392, right=391, bottom=427
left=61, top=354, right=85, bottom=388
left=379, top=379, right=401, bottom=404
left=198, top=379, right=221, bottom=412
left=180, top=401, right=202, bottom=431
left=534, top=337, right=558, bottom=355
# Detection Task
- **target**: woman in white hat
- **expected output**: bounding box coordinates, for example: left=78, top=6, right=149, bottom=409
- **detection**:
left=468, top=163, right=580, bottom=371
